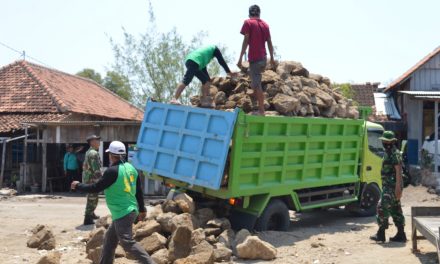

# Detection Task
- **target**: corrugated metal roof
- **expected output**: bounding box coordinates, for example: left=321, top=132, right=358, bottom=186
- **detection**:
left=398, top=91, right=440, bottom=96
left=373, top=93, right=401, bottom=119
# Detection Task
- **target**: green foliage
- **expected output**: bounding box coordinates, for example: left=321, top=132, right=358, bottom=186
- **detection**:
left=76, top=69, right=132, bottom=101
left=76, top=68, right=103, bottom=84
left=333, top=82, right=358, bottom=105
left=109, top=2, right=231, bottom=106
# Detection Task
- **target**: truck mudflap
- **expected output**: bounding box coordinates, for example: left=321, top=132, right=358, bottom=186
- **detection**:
left=132, top=101, right=239, bottom=190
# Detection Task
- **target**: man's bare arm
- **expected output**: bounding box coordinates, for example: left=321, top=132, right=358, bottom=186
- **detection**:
left=237, top=34, right=249, bottom=68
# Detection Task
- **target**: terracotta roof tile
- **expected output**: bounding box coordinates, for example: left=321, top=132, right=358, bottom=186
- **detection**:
left=0, top=113, right=69, bottom=133
left=0, top=60, right=143, bottom=121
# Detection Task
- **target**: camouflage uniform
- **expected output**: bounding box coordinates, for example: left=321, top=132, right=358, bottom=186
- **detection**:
left=376, top=146, right=405, bottom=229
left=82, top=147, right=102, bottom=217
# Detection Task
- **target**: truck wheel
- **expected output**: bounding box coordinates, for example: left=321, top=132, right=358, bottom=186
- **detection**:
left=347, top=184, right=380, bottom=217
left=254, top=199, right=290, bottom=231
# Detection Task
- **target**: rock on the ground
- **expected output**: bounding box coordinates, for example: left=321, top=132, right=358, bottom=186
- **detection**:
left=213, top=243, right=232, bottom=262
left=115, top=245, right=126, bottom=258
left=146, top=204, right=163, bottom=220
left=191, top=228, right=206, bottom=247
left=170, top=213, right=198, bottom=232
left=87, top=246, right=102, bottom=264
left=95, top=215, right=112, bottom=229
left=206, top=235, right=217, bottom=244
left=194, top=208, right=216, bottom=227
left=217, top=229, right=235, bottom=249
left=36, top=251, right=61, bottom=264
left=86, top=227, right=105, bottom=253
left=204, top=227, right=222, bottom=237
left=27, top=225, right=56, bottom=250
left=0, top=188, right=17, bottom=196
left=173, top=193, right=195, bottom=214
left=272, top=93, right=300, bottom=115
left=139, top=232, right=167, bottom=254
left=234, top=229, right=251, bottom=247
left=236, top=236, right=277, bottom=260
left=206, top=218, right=231, bottom=230
left=168, top=226, right=192, bottom=262
left=134, top=220, right=161, bottom=240
left=174, top=240, right=215, bottom=264
left=162, top=199, right=182, bottom=214
left=151, top=248, right=169, bottom=264
left=156, top=212, right=176, bottom=234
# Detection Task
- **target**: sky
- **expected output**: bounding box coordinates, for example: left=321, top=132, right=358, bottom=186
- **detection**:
left=1, top=0, right=440, bottom=85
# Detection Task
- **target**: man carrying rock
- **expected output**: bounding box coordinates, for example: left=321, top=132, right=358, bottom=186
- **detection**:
left=82, top=135, right=103, bottom=225
left=72, top=141, right=155, bottom=264
left=237, top=4, right=275, bottom=115
left=370, top=131, right=407, bottom=243
left=171, top=45, right=237, bottom=107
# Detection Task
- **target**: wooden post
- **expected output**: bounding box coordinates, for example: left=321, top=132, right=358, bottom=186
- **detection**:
left=0, top=139, right=7, bottom=187
left=23, top=126, right=28, bottom=189
left=42, top=129, right=48, bottom=193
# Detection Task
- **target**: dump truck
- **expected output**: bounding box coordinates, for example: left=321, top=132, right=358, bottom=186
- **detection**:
left=132, top=101, right=384, bottom=231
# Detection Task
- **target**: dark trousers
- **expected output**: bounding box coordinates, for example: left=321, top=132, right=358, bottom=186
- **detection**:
left=66, top=169, right=79, bottom=190
left=100, top=211, right=155, bottom=264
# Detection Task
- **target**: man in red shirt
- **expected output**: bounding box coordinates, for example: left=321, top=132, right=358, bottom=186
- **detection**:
left=237, top=4, right=275, bottom=116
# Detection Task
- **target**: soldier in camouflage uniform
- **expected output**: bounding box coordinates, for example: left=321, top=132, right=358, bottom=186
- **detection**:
left=370, top=131, right=407, bottom=243
left=82, top=135, right=102, bottom=225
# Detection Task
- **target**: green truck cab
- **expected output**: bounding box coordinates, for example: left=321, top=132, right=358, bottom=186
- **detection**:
left=133, top=102, right=384, bottom=231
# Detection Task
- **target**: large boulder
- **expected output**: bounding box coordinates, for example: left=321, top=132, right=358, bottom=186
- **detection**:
left=139, top=232, right=167, bottom=254
left=297, top=92, right=311, bottom=104
left=156, top=212, right=176, bottom=234
left=36, top=252, right=61, bottom=264
left=151, top=248, right=169, bottom=264
left=272, top=93, right=300, bottom=115
left=168, top=226, right=192, bottom=262
left=213, top=243, right=232, bottom=262
left=262, top=70, right=280, bottom=84
left=276, top=61, right=298, bottom=79
left=27, top=225, right=56, bottom=250
left=173, top=193, right=195, bottom=214
left=146, top=205, right=163, bottom=220
left=87, top=246, right=102, bottom=264
left=86, top=227, right=105, bottom=253
left=162, top=200, right=182, bottom=214
left=191, top=228, right=206, bottom=247
left=174, top=241, right=215, bottom=264
left=214, top=91, right=227, bottom=106
left=234, top=229, right=251, bottom=248
left=236, top=236, right=277, bottom=260
left=309, top=73, right=323, bottom=83
left=194, top=208, right=216, bottom=227
left=347, top=106, right=360, bottom=119
left=95, top=215, right=112, bottom=229
left=134, top=220, right=162, bottom=241
left=170, top=213, right=198, bottom=232
left=336, top=104, right=347, bottom=118
left=217, top=229, right=235, bottom=249
left=316, top=89, right=336, bottom=107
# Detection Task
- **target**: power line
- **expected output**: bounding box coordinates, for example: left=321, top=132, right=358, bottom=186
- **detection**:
left=0, top=40, right=52, bottom=67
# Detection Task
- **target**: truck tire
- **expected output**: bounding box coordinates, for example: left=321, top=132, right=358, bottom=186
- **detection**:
left=347, top=183, right=380, bottom=217
left=254, top=199, right=290, bottom=231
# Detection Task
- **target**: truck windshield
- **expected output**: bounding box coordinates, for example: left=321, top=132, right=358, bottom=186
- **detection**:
left=367, top=130, right=384, bottom=158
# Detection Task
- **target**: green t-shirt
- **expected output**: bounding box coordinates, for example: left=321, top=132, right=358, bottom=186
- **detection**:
left=104, top=162, right=139, bottom=220
left=185, top=45, right=216, bottom=70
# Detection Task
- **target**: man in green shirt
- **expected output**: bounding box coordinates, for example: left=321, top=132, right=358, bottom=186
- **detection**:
left=82, top=135, right=103, bottom=225
left=72, top=141, right=154, bottom=264
left=171, top=45, right=237, bottom=108
left=64, top=144, right=79, bottom=190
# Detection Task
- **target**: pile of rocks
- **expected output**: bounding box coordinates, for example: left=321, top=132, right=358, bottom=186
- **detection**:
left=190, top=60, right=359, bottom=119
left=85, top=193, right=277, bottom=264
left=27, top=224, right=56, bottom=250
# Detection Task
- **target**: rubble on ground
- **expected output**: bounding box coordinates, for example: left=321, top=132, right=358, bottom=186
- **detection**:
left=36, top=251, right=62, bottom=264
left=27, top=225, right=56, bottom=250
left=85, top=193, right=278, bottom=263
left=0, top=188, right=17, bottom=197
left=191, top=60, right=359, bottom=119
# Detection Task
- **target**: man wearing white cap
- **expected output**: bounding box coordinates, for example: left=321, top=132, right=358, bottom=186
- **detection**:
left=71, top=141, right=155, bottom=264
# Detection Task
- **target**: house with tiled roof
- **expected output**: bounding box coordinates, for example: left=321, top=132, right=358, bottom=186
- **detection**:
left=0, top=60, right=144, bottom=192
left=351, top=82, right=379, bottom=107
left=385, top=46, right=440, bottom=166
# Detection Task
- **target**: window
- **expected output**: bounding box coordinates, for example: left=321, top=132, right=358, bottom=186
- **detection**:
left=368, top=130, right=384, bottom=157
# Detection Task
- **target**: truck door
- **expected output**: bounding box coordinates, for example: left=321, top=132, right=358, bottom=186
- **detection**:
left=360, top=127, right=384, bottom=185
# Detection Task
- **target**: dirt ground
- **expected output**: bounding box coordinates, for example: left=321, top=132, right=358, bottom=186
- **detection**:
left=0, top=185, right=439, bottom=264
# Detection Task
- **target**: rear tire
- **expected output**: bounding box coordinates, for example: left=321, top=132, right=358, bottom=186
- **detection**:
left=347, top=183, right=380, bottom=217
left=254, top=199, right=290, bottom=231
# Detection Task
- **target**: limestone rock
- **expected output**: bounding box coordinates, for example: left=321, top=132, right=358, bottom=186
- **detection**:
left=272, top=93, right=300, bottom=114
left=168, top=226, right=192, bottom=262
left=191, top=228, right=206, bottom=247
left=86, top=227, right=105, bottom=253
left=95, top=215, right=112, bottom=229
left=162, top=200, right=182, bottom=214
left=194, top=208, right=216, bottom=227
left=36, top=252, right=61, bottom=264
left=234, top=229, right=251, bottom=247
left=217, top=229, right=235, bottom=249
left=206, top=235, right=217, bottom=244
left=213, top=243, right=232, bottom=262
left=151, top=248, right=169, bottom=264
left=139, top=232, right=167, bottom=254
left=170, top=213, right=198, bottom=232
left=214, top=91, right=227, bottom=106
left=134, top=220, right=161, bottom=241
left=262, top=70, right=280, bottom=84
left=206, top=218, right=231, bottom=230
left=204, top=227, right=222, bottom=237
left=175, top=241, right=215, bottom=264
left=115, top=245, right=126, bottom=258
left=87, top=246, right=102, bottom=264
left=173, top=193, right=195, bottom=214
left=156, top=212, right=176, bottom=234
left=27, top=225, right=56, bottom=250
left=146, top=204, right=163, bottom=220
left=236, top=236, right=277, bottom=260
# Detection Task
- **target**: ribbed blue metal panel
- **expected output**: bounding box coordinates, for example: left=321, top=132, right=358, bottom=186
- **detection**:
left=132, top=101, right=238, bottom=190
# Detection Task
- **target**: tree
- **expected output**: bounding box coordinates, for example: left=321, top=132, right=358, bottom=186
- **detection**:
left=333, top=82, right=355, bottom=99
left=76, top=69, right=133, bottom=101
left=76, top=68, right=103, bottom=84
left=102, top=71, right=133, bottom=101
left=109, top=2, right=231, bottom=106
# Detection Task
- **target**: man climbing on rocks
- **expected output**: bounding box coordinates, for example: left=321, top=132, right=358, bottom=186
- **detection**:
left=171, top=45, right=237, bottom=108
left=237, top=4, right=275, bottom=116
left=82, top=135, right=102, bottom=225
left=370, top=131, right=407, bottom=243
left=72, top=141, right=155, bottom=264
